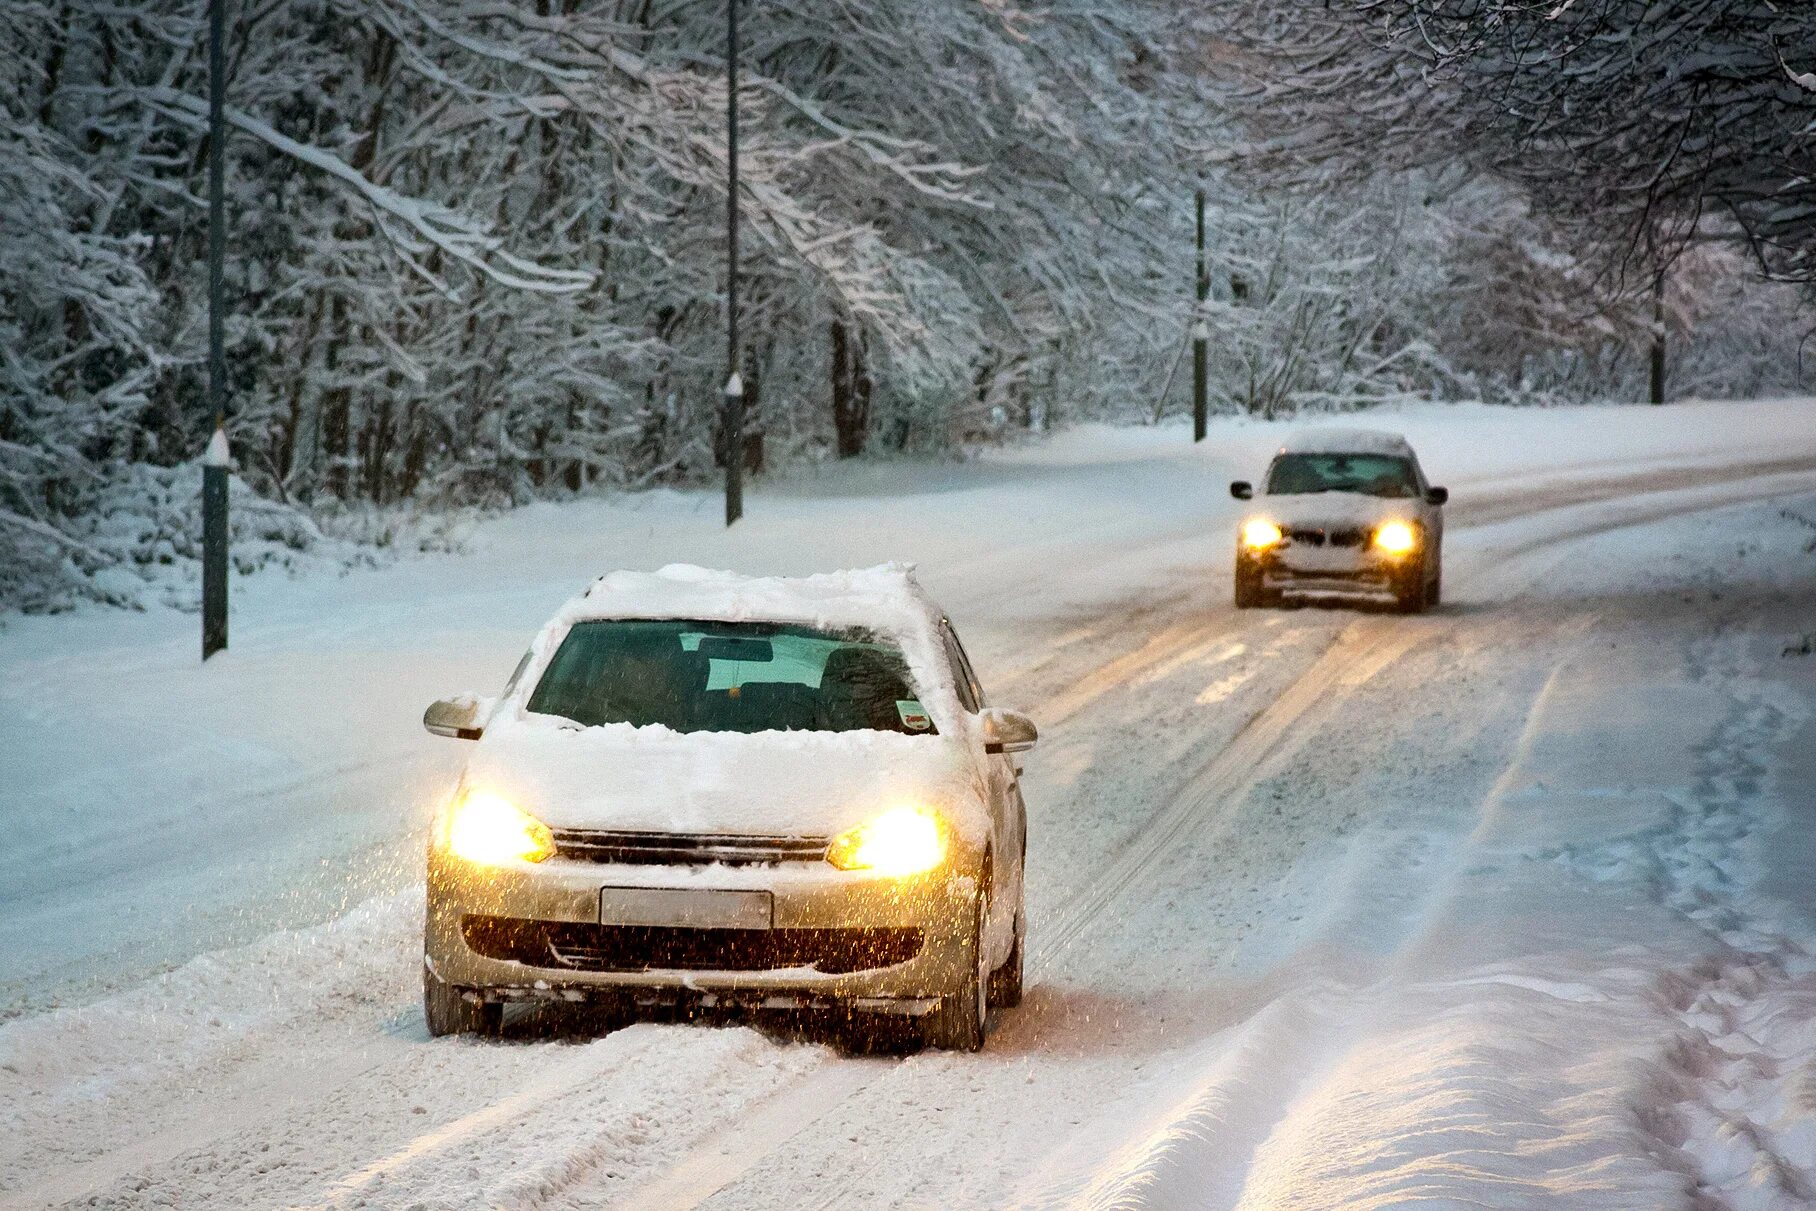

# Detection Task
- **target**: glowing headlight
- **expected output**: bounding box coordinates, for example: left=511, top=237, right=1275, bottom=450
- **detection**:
left=442, top=790, right=555, bottom=866
left=1373, top=520, right=1418, bottom=554
left=826, top=806, right=947, bottom=876
left=1241, top=518, right=1284, bottom=550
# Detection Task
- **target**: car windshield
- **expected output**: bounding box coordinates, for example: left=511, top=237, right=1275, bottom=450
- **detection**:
left=1266, top=453, right=1418, bottom=498
left=525, top=619, right=937, bottom=736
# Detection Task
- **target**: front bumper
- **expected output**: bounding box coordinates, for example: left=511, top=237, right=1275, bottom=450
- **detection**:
left=1241, top=545, right=1414, bottom=598
left=424, top=845, right=980, bottom=1013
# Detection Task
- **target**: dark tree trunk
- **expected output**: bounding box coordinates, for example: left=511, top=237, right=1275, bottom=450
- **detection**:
left=830, top=319, right=870, bottom=458
left=400, top=402, right=428, bottom=498
left=742, top=354, right=764, bottom=474
left=321, top=298, right=351, bottom=498
left=1649, top=278, right=1667, bottom=406
left=363, top=380, right=394, bottom=505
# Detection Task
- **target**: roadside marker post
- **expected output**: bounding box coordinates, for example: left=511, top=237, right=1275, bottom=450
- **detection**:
left=202, top=423, right=230, bottom=660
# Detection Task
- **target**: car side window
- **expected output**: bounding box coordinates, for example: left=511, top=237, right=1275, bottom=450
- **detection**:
left=501, top=648, right=534, bottom=700
left=940, top=621, right=987, bottom=712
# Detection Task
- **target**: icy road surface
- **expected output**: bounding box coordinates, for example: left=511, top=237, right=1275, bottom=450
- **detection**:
left=3, top=398, right=1814, bottom=1209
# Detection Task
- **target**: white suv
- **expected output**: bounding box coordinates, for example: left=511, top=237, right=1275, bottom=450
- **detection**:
left=1229, top=428, right=1447, bottom=613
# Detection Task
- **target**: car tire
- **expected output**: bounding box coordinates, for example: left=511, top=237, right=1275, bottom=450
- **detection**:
left=839, top=1011, right=918, bottom=1056
left=423, top=965, right=503, bottom=1038
left=1393, top=556, right=1427, bottom=614
left=1234, top=560, right=1275, bottom=609
left=923, top=893, right=989, bottom=1052
left=988, top=907, right=1025, bottom=1009
left=1425, top=554, right=1442, bottom=607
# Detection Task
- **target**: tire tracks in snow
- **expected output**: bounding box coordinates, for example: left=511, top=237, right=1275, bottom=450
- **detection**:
left=606, top=614, right=1439, bottom=1211
left=1053, top=616, right=1597, bottom=1211
left=13, top=462, right=1810, bottom=1211
left=601, top=478, right=1802, bottom=1211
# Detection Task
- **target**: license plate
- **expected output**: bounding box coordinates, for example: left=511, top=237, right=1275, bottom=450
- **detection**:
left=599, top=887, right=773, bottom=930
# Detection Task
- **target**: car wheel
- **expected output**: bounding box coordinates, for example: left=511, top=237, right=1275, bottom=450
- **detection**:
left=1425, top=555, right=1442, bottom=607
left=988, top=906, right=1025, bottom=1009
left=923, top=893, right=989, bottom=1052
left=423, top=965, right=503, bottom=1038
left=839, top=1010, right=918, bottom=1056
left=1234, top=560, right=1274, bottom=609
left=1393, top=556, right=1427, bottom=614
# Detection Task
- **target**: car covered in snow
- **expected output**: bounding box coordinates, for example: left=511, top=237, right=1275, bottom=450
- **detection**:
left=1229, top=428, right=1447, bottom=612
left=418, top=564, right=1034, bottom=1050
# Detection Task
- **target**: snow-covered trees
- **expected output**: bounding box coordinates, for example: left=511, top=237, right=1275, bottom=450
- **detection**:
left=4, top=0, right=1811, bottom=609
left=1213, top=1, right=1816, bottom=292
left=8, top=0, right=1228, bottom=608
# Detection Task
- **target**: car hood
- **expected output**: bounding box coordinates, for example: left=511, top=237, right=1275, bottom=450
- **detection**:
left=1255, top=492, right=1420, bottom=529
left=459, top=714, right=987, bottom=841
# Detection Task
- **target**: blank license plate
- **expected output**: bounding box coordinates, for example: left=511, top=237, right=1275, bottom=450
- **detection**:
left=599, top=887, right=773, bottom=930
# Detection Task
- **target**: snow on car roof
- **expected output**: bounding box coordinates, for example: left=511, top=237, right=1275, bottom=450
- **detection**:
left=1277, top=426, right=1415, bottom=457
left=565, top=562, right=940, bottom=633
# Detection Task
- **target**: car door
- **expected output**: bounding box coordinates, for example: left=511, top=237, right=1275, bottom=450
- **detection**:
left=939, top=619, right=1025, bottom=954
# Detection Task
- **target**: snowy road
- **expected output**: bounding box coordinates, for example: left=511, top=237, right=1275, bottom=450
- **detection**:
left=4, top=400, right=1814, bottom=1209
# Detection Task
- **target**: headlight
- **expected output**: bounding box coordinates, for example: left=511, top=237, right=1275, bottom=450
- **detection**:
left=826, top=806, right=946, bottom=876
left=442, top=790, right=555, bottom=866
left=1241, top=518, right=1283, bottom=550
left=1373, top=520, right=1418, bottom=554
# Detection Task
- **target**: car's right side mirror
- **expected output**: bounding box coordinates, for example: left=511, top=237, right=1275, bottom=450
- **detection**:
left=1230, top=481, right=1253, bottom=501
left=1426, top=486, right=1449, bottom=506
left=981, top=708, right=1038, bottom=755
left=424, top=695, right=489, bottom=740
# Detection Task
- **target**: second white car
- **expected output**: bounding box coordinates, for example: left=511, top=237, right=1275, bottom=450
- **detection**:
left=1229, top=427, right=1447, bottom=613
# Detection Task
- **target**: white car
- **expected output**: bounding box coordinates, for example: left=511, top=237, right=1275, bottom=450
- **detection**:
left=419, top=564, right=1034, bottom=1051
left=1229, top=428, right=1447, bottom=612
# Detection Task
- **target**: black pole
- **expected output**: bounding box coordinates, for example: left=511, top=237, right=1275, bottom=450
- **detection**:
left=1649, top=274, right=1666, bottom=405
left=203, top=424, right=229, bottom=659
left=202, top=0, right=229, bottom=660
left=723, top=0, right=744, bottom=527
left=1192, top=188, right=1208, bottom=443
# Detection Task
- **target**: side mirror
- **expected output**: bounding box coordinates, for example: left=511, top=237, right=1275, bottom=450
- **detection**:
left=1230, top=481, right=1253, bottom=501
left=981, top=708, right=1038, bottom=755
left=424, top=695, right=492, bottom=741
left=1425, top=486, right=1449, bottom=506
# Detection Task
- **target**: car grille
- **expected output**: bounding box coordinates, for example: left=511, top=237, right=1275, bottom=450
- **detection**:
left=550, top=828, right=830, bottom=865
left=462, top=915, right=923, bottom=975
left=1285, top=526, right=1366, bottom=548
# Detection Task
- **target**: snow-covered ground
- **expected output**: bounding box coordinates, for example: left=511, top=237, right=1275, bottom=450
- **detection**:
left=2, top=397, right=1814, bottom=1209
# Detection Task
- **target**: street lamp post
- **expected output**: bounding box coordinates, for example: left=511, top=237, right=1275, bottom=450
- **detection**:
left=722, top=0, right=744, bottom=527
left=1192, top=187, right=1208, bottom=443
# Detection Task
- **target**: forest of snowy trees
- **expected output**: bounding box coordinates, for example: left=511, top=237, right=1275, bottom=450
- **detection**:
left=4, top=0, right=1815, bottom=608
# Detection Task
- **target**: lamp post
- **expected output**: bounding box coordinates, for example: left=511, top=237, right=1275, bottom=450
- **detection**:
left=1192, top=187, right=1208, bottom=443
left=202, top=0, right=230, bottom=659
left=722, top=0, right=744, bottom=527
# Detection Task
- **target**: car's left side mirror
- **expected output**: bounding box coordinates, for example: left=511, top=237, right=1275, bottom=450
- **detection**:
left=424, top=695, right=491, bottom=741
left=1426, top=486, right=1449, bottom=506
left=981, top=708, right=1038, bottom=755
left=1230, top=481, right=1253, bottom=501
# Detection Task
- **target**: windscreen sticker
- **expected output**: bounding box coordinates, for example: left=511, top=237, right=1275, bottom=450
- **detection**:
left=896, top=700, right=932, bottom=731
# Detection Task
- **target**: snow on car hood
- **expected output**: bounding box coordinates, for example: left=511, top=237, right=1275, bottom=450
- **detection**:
left=1254, top=492, right=1422, bottom=529
left=459, top=713, right=988, bottom=842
